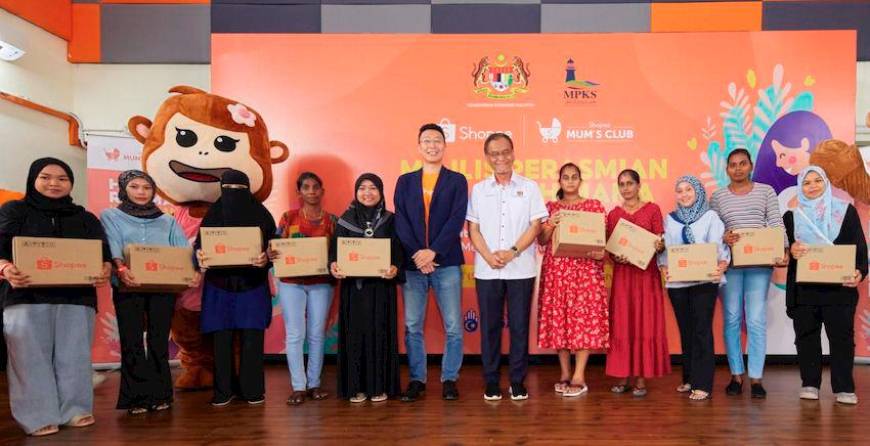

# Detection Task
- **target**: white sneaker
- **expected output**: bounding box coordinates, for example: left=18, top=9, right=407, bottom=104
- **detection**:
left=349, top=393, right=368, bottom=403
left=799, top=387, right=819, bottom=400
left=835, top=392, right=858, bottom=405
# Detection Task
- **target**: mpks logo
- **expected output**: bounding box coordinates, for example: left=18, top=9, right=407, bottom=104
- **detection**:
left=563, top=58, right=599, bottom=104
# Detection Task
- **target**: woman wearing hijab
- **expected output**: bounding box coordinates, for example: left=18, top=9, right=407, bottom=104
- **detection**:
left=100, top=170, right=199, bottom=415
left=329, top=173, right=404, bottom=403
left=195, top=170, right=276, bottom=406
left=658, top=175, right=729, bottom=401
left=0, top=158, right=111, bottom=436
left=785, top=166, right=867, bottom=405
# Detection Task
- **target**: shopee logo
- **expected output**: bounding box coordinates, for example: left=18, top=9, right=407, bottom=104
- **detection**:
left=214, top=243, right=226, bottom=254
left=809, top=261, right=820, bottom=271
left=348, top=252, right=360, bottom=262
left=678, top=259, right=688, bottom=268
left=145, top=260, right=158, bottom=272
left=285, top=256, right=296, bottom=265
left=618, top=237, right=628, bottom=247
left=743, top=245, right=753, bottom=254
left=36, top=257, right=53, bottom=270
left=569, top=225, right=579, bottom=234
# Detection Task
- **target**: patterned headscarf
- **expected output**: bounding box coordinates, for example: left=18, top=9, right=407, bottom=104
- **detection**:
left=794, top=165, right=847, bottom=245
left=670, top=175, right=709, bottom=244
left=117, top=170, right=163, bottom=219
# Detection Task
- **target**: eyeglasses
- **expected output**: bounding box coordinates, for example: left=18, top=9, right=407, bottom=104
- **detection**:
left=487, top=149, right=513, bottom=159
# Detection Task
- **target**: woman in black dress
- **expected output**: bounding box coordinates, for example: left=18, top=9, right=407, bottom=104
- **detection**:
left=329, top=173, right=403, bottom=403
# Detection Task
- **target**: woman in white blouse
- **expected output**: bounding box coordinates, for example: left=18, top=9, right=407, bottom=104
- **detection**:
left=658, top=175, right=730, bottom=401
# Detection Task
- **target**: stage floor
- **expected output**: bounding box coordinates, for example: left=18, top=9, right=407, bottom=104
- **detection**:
left=1, top=363, right=869, bottom=444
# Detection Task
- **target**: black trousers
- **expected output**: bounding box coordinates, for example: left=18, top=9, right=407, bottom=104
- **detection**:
left=475, top=278, right=534, bottom=385
left=792, top=304, right=856, bottom=393
left=668, top=283, right=718, bottom=393
left=212, top=329, right=265, bottom=402
left=113, top=292, right=176, bottom=409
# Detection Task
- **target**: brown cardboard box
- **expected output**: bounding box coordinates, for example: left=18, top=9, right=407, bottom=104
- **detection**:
left=552, top=210, right=606, bottom=257
left=123, top=244, right=195, bottom=292
left=732, top=227, right=785, bottom=267
left=797, top=244, right=856, bottom=284
left=270, top=237, right=329, bottom=278
left=336, top=237, right=390, bottom=277
left=12, top=237, right=102, bottom=287
left=605, top=218, right=659, bottom=269
left=200, top=227, right=263, bottom=268
left=666, top=243, right=718, bottom=282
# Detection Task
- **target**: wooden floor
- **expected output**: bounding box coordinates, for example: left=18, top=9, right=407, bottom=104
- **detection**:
left=2, top=362, right=870, bottom=445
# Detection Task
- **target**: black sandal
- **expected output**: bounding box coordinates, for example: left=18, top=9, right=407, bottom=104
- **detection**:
left=307, top=387, right=329, bottom=400
left=286, top=391, right=306, bottom=406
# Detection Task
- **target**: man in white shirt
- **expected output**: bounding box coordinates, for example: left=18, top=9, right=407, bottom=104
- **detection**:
left=466, top=133, right=547, bottom=401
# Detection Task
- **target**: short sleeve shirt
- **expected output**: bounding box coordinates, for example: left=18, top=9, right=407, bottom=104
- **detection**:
left=466, top=173, right=548, bottom=280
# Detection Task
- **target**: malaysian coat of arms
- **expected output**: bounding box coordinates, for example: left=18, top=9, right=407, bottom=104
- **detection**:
left=472, top=54, right=531, bottom=99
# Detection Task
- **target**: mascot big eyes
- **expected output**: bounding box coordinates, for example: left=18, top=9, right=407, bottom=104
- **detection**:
left=128, top=85, right=289, bottom=217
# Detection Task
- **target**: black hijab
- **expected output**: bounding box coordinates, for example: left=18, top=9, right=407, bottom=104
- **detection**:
left=338, top=173, right=387, bottom=237
left=117, top=170, right=163, bottom=219
left=24, top=157, right=83, bottom=215
left=201, top=170, right=275, bottom=243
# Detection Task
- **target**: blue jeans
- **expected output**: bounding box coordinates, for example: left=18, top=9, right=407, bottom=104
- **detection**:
left=402, top=266, right=464, bottom=383
left=721, top=267, right=772, bottom=379
left=277, top=282, right=334, bottom=390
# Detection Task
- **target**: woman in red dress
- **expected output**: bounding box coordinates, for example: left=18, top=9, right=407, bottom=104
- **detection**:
left=606, top=169, right=670, bottom=397
left=537, top=163, right=608, bottom=397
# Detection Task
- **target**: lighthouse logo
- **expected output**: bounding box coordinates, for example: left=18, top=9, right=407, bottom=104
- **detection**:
left=563, top=58, right=599, bottom=104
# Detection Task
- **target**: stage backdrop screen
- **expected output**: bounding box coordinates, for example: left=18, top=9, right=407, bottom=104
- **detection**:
left=86, top=31, right=867, bottom=364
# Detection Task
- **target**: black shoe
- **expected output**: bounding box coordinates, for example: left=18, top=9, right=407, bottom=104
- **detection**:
left=725, top=379, right=743, bottom=396
left=442, top=380, right=459, bottom=400
left=210, top=395, right=235, bottom=407
left=510, top=382, right=529, bottom=401
left=751, top=383, right=767, bottom=399
left=483, top=382, right=502, bottom=401
left=400, top=380, right=426, bottom=402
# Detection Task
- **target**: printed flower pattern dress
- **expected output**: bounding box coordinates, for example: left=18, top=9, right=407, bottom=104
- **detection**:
left=537, top=199, right=609, bottom=351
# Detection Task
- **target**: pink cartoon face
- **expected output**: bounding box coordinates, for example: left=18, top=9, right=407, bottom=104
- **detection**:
left=772, top=137, right=811, bottom=176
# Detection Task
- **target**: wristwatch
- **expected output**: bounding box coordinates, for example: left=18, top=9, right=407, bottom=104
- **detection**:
left=510, top=246, right=519, bottom=255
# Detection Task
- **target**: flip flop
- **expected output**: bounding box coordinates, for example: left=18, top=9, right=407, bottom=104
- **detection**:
left=610, top=384, right=631, bottom=394
left=307, top=387, right=329, bottom=401
left=554, top=380, right=570, bottom=393
left=66, top=414, right=95, bottom=428
left=30, top=425, right=59, bottom=437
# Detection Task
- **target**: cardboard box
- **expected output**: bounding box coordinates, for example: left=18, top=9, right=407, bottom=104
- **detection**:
left=552, top=210, right=606, bottom=257
left=666, top=243, right=718, bottom=282
left=270, top=237, right=329, bottom=278
left=732, top=227, right=785, bottom=267
left=605, top=218, right=659, bottom=269
left=199, top=227, right=263, bottom=268
left=12, top=236, right=102, bottom=287
left=122, top=244, right=195, bottom=292
left=797, top=244, right=856, bottom=284
left=336, top=237, right=390, bottom=277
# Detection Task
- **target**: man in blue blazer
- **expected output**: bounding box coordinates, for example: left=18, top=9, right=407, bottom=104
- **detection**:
left=394, top=123, right=468, bottom=401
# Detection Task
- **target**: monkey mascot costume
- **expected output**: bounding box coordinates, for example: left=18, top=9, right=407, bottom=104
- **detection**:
left=128, top=86, right=288, bottom=390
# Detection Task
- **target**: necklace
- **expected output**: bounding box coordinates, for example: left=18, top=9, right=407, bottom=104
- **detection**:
left=302, top=207, right=323, bottom=221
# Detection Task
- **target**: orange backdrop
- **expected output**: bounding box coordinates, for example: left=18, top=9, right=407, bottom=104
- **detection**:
left=203, top=31, right=860, bottom=358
